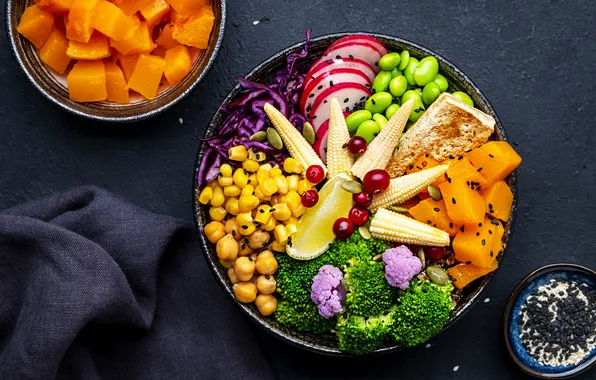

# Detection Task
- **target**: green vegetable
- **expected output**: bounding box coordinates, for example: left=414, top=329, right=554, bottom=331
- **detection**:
left=372, top=70, right=392, bottom=93
left=344, top=258, right=397, bottom=317
left=398, top=50, right=410, bottom=71
left=401, top=90, right=425, bottom=122
left=372, top=113, right=388, bottom=129
left=451, top=91, right=474, bottom=107
left=414, top=56, right=439, bottom=86
left=433, top=73, right=449, bottom=92
left=403, top=57, right=419, bottom=86
left=356, top=120, right=380, bottom=144
left=365, top=92, right=393, bottom=114
left=385, top=103, right=400, bottom=120
left=336, top=312, right=394, bottom=354
left=390, top=67, right=402, bottom=78
left=345, top=110, right=372, bottom=135
left=422, top=82, right=441, bottom=105
left=389, top=75, right=408, bottom=97
left=379, top=52, right=401, bottom=71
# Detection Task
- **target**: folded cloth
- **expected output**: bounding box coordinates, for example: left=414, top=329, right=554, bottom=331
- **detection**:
left=0, top=186, right=274, bottom=380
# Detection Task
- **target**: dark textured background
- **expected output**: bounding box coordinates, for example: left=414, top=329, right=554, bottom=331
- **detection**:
left=1, top=0, right=595, bottom=378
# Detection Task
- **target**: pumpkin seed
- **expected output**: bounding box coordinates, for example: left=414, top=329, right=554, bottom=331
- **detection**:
left=302, top=122, right=316, bottom=146
left=426, top=266, right=449, bottom=285
left=372, top=253, right=383, bottom=262
left=250, top=131, right=267, bottom=142
left=358, top=226, right=372, bottom=240
left=266, top=128, right=284, bottom=150
left=417, top=247, right=426, bottom=269
left=428, top=185, right=442, bottom=201
left=389, top=205, right=409, bottom=213
left=341, top=180, right=363, bottom=194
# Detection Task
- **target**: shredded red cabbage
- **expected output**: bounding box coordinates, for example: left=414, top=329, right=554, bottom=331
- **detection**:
left=198, top=31, right=312, bottom=187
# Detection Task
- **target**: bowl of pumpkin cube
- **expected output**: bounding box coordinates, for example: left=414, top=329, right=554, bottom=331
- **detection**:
left=6, top=0, right=226, bottom=122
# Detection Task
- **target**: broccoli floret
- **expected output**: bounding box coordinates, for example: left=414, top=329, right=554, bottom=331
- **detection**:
left=343, top=258, right=397, bottom=317
left=389, top=280, right=455, bottom=347
left=336, top=312, right=394, bottom=354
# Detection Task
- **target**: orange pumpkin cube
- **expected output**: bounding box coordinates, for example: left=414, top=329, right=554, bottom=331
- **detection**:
left=489, top=216, right=505, bottom=258
left=480, top=180, right=513, bottom=221
left=110, top=22, right=156, bottom=55
left=447, top=156, right=493, bottom=190
left=104, top=61, right=130, bottom=104
left=467, top=141, right=522, bottom=182
left=67, top=60, right=107, bottom=102
left=164, top=45, right=191, bottom=85
left=439, top=179, right=485, bottom=225
left=166, top=0, right=206, bottom=15
left=155, top=24, right=179, bottom=49
left=91, top=1, right=138, bottom=41
left=17, top=5, right=55, bottom=49
left=171, top=5, right=214, bottom=49
left=127, top=54, right=165, bottom=99
left=67, top=31, right=111, bottom=60
left=66, top=0, right=102, bottom=43
left=448, top=261, right=498, bottom=289
left=151, top=46, right=167, bottom=59
left=112, top=0, right=152, bottom=15
left=140, top=0, right=171, bottom=28
left=408, top=198, right=459, bottom=237
left=114, top=52, right=140, bottom=81
left=39, top=27, right=71, bottom=74
left=452, top=215, right=499, bottom=268
left=403, top=154, right=447, bottom=187
left=37, top=0, right=73, bottom=15
left=170, top=9, right=188, bottom=23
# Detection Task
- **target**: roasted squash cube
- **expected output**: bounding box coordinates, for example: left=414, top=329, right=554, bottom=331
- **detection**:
left=17, top=5, right=55, bottom=49
left=39, top=27, right=71, bottom=74
left=37, top=0, right=73, bottom=15
left=104, top=61, right=130, bottom=104
left=151, top=46, right=167, bottom=59
left=439, top=179, right=485, bottom=225
left=408, top=198, right=459, bottom=237
left=155, top=24, right=179, bottom=49
left=170, top=9, right=188, bottom=23
left=66, top=31, right=111, bottom=60
left=110, top=22, right=156, bottom=55
left=114, top=52, right=140, bottom=81
left=140, top=0, right=171, bottom=28
left=112, top=0, right=152, bottom=16
left=467, top=141, right=522, bottom=182
left=447, top=156, right=493, bottom=190
left=66, top=0, right=102, bottom=43
left=171, top=5, right=214, bottom=49
left=489, top=216, right=505, bottom=258
left=91, top=1, right=138, bottom=41
left=67, top=60, right=107, bottom=102
left=452, top=215, right=499, bottom=268
left=166, top=0, right=207, bottom=15
left=127, top=54, right=165, bottom=99
left=164, top=45, right=192, bottom=85
left=448, top=261, right=498, bottom=289
left=480, top=180, right=513, bottom=221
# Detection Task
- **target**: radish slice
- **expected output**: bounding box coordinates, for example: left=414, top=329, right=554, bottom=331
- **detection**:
left=308, top=82, right=371, bottom=131
left=299, top=68, right=372, bottom=117
left=304, top=58, right=376, bottom=89
left=312, top=111, right=350, bottom=162
left=328, top=35, right=388, bottom=56
left=321, top=42, right=382, bottom=73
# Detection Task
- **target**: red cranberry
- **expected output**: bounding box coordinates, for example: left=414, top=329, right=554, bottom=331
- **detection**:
left=305, top=165, right=325, bottom=184
left=301, top=190, right=319, bottom=208
left=332, top=217, right=354, bottom=239
left=352, top=191, right=373, bottom=208
left=362, top=169, right=390, bottom=194
left=348, top=207, right=370, bottom=226
left=425, top=246, right=446, bottom=261
left=347, top=136, right=367, bottom=155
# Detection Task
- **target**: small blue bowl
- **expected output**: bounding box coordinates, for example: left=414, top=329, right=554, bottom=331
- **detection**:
left=504, top=264, right=596, bottom=378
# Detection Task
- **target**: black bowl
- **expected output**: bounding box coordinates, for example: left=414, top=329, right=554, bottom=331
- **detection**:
left=192, top=32, right=518, bottom=355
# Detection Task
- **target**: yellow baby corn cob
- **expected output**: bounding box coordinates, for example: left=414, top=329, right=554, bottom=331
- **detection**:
left=263, top=103, right=327, bottom=175
left=370, top=208, right=450, bottom=247
left=369, top=165, right=449, bottom=212
left=351, top=100, right=414, bottom=180
left=326, top=98, right=354, bottom=178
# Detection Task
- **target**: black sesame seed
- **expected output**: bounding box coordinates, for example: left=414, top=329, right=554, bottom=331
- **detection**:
left=481, top=239, right=486, bottom=246
left=241, top=225, right=248, bottom=230
left=349, top=55, right=354, bottom=59
left=490, top=251, right=494, bottom=257
left=231, top=230, right=236, bottom=236
left=323, top=100, right=328, bottom=104
left=335, top=55, right=341, bottom=59
left=478, top=223, right=483, bottom=227
left=345, top=106, right=350, bottom=112
left=317, top=85, right=323, bottom=90
left=326, top=59, right=332, bottom=64
left=371, top=98, right=376, bottom=105
left=476, top=232, right=480, bottom=236
left=343, top=98, right=349, bottom=103
left=449, top=222, right=454, bottom=228
left=447, top=177, right=452, bottom=183
left=433, top=207, right=440, bottom=212
left=488, top=229, right=493, bottom=234
left=265, top=275, right=270, bottom=280
left=460, top=226, right=465, bottom=233
left=477, top=167, right=483, bottom=172
left=409, top=164, right=414, bottom=170
left=312, top=115, right=317, bottom=120
left=309, top=93, right=314, bottom=98
left=466, top=261, right=472, bottom=265
left=452, top=197, right=456, bottom=204
left=449, top=155, right=455, bottom=159
left=458, top=156, right=464, bottom=160
left=269, top=208, right=276, bottom=212
left=489, top=154, right=494, bottom=158
left=427, top=220, right=432, bottom=225
left=259, top=209, right=264, bottom=213
left=342, top=143, right=348, bottom=149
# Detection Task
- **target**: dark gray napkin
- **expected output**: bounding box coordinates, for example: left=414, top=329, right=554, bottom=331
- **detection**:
left=0, top=186, right=274, bottom=380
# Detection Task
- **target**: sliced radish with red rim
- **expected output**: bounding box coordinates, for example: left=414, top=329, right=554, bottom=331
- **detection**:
left=328, top=34, right=388, bottom=56
left=321, top=42, right=382, bottom=73
left=308, top=82, right=371, bottom=131
left=304, top=58, right=376, bottom=89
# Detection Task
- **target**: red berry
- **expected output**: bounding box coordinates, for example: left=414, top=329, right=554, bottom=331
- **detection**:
left=305, top=165, right=325, bottom=184
left=362, top=169, right=390, bottom=194
left=347, top=136, right=367, bottom=155
left=348, top=207, right=370, bottom=226
left=425, top=246, right=446, bottom=261
left=352, top=191, right=373, bottom=208
left=332, top=217, right=354, bottom=239
left=301, top=190, right=319, bottom=208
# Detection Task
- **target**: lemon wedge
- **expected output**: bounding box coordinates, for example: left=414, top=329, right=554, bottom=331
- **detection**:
left=287, top=172, right=353, bottom=260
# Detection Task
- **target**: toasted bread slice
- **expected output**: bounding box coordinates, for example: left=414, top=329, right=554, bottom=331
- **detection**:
left=386, top=93, right=495, bottom=177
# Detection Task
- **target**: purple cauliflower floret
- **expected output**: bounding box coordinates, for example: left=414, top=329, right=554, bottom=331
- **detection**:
left=310, top=265, right=346, bottom=319
left=382, top=246, right=422, bottom=290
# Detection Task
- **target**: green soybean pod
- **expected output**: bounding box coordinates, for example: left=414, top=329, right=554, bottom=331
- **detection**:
left=390, top=67, right=403, bottom=78
left=433, top=73, right=449, bottom=92
left=398, top=50, right=410, bottom=71
left=414, top=56, right=439, bottom=86
left=365, top=92, right=393, bottom=114
left=355, top=120, right=381, bottom=144
left=373, top=113, right=388, bottom=129
left=345, top=110, right=372, bottom=135
left=389, top=75, right=408, bottom=97
left=372, top=70, right=393, bottom=93
left=401, top=90, right=425, bottom=122
left=422, top=82, right=441, bottom=105
left=452, top=91, right=475, bottom=107
left=379, top=52, right=401, bottom=71
left=385, top=103, right=400, bottom=120
left=403, top=57, right=420, bottom=86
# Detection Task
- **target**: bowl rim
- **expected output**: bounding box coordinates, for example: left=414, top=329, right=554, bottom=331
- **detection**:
left=192, top=31, right=518, bottom=356
left=503, top=263, right=596, bottom=379
left=5, top=0, right=227, bottom=123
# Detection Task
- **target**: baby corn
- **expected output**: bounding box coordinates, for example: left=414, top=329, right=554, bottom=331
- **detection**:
left=370, top=208, right=450, bottom=247
left=326, top=98, right=353, bottom=178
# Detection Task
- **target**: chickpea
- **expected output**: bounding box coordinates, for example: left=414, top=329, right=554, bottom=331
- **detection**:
left=204, top=221, right=225, bottom=243
left=256, top=250, right=278, bottom=275
left=233, top=282, right=257, bottom=303
left=238, top=239, right=254, bottom=256
left=219, top=259, right=235, bottom=268
left=224, top=218, right=241, bottom=240
left=257, top=275, right=276, bottom=295
left=227, top=268, right=240, bottom=284
left=248, top=230, right=271, bottom=249
left=233, top=256, right=256, bottom=282
left=255, top=294, right=277, bottom=316
left=216, top=234, right=239, bottom=261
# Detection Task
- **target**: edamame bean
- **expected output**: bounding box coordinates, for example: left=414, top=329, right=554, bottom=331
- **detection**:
left=403, top=57, right=420, bottom=86
left=390, top=67, right=403, bottom=78
left=372, top=70, right=392, bottom=93
left=414, top=56, right=439, bottom=86
left=433, top=73, right=449, bottom=92
left=365, top=92, right=393, bottom=114
left=345, top=110, right=372, bottom=134
left=379, top=52, right=401, bottom=71
left=373, top=113, right=388, bottom=129
left=389, top=75, right=408, bottom=97
left=385, top=104, right=400, bottom=120
left=452, top=91, right=474, bottom=107
left=422, top=82, right=441, bottom=105
left=398, top=50, right=410, bottom=71
left=401, top=90, right=425, bottom=122
left=355, top=120, right=381, bottom=144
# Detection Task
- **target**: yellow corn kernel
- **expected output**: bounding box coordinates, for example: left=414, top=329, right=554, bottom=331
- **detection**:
left=291, top=204, right=306, bottom=218
left=259, top=163, right=272, bottom=171
left=270, top=195, right=279, bottom=206
left=228, top=145, right=248, bottom=161
left=249, top=149, right=266, bottom=162
left=284, top=216, right=299, bottom=226
left=271, top=240, right=286, bottom=252
left=277, top=194, right=286, bottom=204
left=241, top=185, right=254, bottom=197
left=224, top=185, right=241, bottom=197
left=273, top=175, right=289, bottom=194
left=256, top=169, right=270, bottom=184
left=225, top=197, right=240, bottom=215
left=269, top=165, right=283, bottom=178
left=239, top=223, right=257, bottom=236
left=198, top=187, right=213, bottom=204
left=287, top=175, right=300, bottom=192
left=211, top=187, right=225, bottom=207
left=238, top=195, right=259, bottom=213
left=254, top=186, right=271, bottom=201
left=298, top=179, right=313, bottom=195
left=285, top=191, right=302, bottom=211
left=209, top=207, right=227, bottom=221
left=242, top=159, right=260, bottom=172
left=237, top=212, right=253, bottom=227
left=218, top=175, right=234, bottom=187
left=255, top=205, right=273, bottom=224
left=220, top=164, right=233, bottom=177
left=272, top=203, right=291, bottom=221
left=247, top=174, right=258, bottom=187
left=283, top=157, right=303, bottom=174
left=264, top=215, right=277, bottom=231
left=207, top=180, right=219, bottom=189
left=233, top=168, right=249, bottom=188
left=259, top=178, right=279, bottom=196
left=285, top=223, right=298, bottom=236
left=274, top=225, right=289, bottom=245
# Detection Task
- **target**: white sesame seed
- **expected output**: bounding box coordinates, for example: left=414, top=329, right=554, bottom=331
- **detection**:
left=253, top=20, right=259, bottom=25
left=484, top=298, right=490, bottom=303
left=453, top=366, right=459, bottom=372
left=179, top=118, right=183, bottom=124
left=425, top=343, right=431, bottom=348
